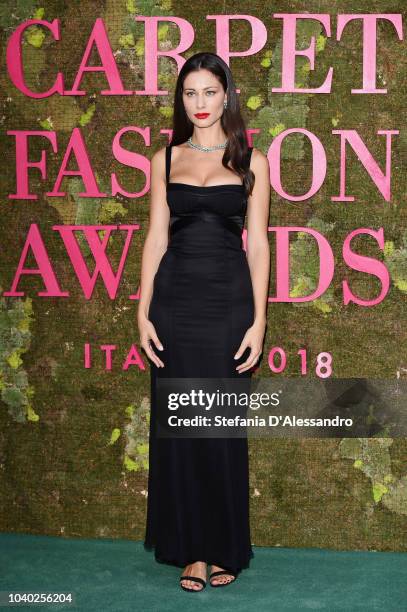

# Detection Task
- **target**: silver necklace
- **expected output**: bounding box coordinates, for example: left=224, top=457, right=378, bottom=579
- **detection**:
left=187, top=136, right=228, bottom=152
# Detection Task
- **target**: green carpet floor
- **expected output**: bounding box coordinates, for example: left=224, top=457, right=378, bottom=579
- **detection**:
left=1, top=533, right=406, bottom=611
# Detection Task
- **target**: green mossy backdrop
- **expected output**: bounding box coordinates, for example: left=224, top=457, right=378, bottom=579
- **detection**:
left=0, top=1, right=406, bottom=549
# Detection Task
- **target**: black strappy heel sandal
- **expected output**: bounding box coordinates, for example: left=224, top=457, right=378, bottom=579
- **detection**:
left=179, top=575, right=207, bottom=592
left=209, top=570, right=237, bottom=587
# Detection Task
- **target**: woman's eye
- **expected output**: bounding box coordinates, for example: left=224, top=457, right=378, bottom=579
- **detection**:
left=185, top=91, right=215, bottom=96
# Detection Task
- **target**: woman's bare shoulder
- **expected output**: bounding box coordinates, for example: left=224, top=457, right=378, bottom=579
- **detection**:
left=250, top=147, right=269, bottom=173
left=151, top=146, right=167, bottom=164
left=150, top=146, right=167, bottom=176
left=149, top=147, right=168, bottom=186
left=251, top=147, right=268, bottom=163
left=151, top=142, right=188, bottom=163
left=170, top=142, right=189, bottom=159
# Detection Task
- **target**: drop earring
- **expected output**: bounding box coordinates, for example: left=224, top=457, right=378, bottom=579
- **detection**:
left=223, top=100, right=227, bottom=109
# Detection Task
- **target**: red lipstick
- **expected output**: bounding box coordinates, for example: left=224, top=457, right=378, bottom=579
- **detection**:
left=194, top=113, right=210, bottom=118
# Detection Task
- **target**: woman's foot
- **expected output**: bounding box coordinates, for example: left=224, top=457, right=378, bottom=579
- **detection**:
left=210, top=564, right=236, bottom=586
left=180, top=561, right=207, bottom=591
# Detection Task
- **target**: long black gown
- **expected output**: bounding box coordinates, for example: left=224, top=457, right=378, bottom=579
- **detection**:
left=144, top=144, right=255, bottom=575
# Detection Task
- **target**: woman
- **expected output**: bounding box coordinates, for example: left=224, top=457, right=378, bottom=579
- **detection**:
left=137, top=52, right=270, bottom=591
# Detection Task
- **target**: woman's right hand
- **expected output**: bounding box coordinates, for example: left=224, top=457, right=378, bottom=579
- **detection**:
left=138, top=315, right=165, bottom=368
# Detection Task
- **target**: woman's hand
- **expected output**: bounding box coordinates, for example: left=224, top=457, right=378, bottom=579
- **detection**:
left=234, top=319, right=266, bottom=374
left=138, top=315, right=165, bottom=368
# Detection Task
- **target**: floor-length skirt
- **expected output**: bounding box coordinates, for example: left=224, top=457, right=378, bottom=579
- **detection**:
left=144, top=245, right=255, bottom=575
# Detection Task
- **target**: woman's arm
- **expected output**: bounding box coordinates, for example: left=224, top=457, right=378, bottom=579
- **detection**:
left=137, top=147, right=170, bottom=367
left=246, top=148, right=271, bottom=326
left=234, top=147, right=271, bottom=373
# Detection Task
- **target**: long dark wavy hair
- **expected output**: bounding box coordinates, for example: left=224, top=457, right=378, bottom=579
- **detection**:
left=169, top=52, right=255, bottom=198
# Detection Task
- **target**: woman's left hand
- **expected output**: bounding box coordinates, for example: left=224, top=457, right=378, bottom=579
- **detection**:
left=234, top=319, right=267, bottom=374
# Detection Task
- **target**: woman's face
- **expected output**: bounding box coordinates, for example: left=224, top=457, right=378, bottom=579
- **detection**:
left=182, top=69, right=227, bottom=128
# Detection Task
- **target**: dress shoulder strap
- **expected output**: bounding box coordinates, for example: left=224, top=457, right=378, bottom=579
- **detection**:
left=165, top=145, right=172, bottom=184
